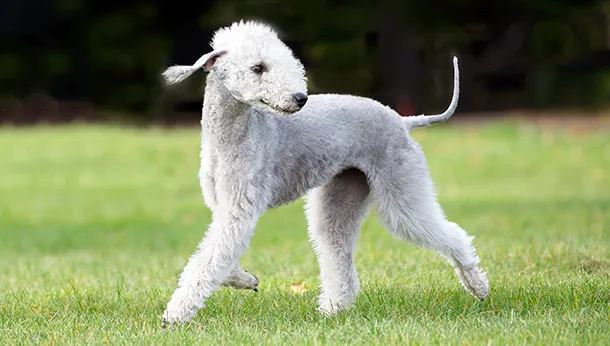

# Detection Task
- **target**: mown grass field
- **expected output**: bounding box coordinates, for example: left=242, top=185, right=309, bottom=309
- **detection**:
left=0, top=123, right=609, bottom=345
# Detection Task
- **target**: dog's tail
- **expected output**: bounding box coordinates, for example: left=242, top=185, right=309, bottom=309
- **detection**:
left=403, top=56, right=460, bottom=130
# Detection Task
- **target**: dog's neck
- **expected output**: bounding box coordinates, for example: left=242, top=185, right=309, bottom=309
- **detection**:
left=201, top=72, right=250, bottom=147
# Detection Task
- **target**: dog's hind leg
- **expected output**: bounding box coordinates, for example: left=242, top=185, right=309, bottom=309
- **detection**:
left=370, top=149, right=488, bottom=300
left=305, top=168, right=373, bottom=314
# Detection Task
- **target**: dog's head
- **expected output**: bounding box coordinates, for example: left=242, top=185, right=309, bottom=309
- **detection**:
left=163, top=21, right=308, bottom=115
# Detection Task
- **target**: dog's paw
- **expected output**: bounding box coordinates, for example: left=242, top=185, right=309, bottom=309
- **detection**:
left=161, top=293, right=201, bottom=328
left=317, top=298, right=352, bottom=316
left=222, top=269, right=259, bottom=292
left=161, top=307, right=196, bottom=328
left=456, top=266, right=489, bottom=301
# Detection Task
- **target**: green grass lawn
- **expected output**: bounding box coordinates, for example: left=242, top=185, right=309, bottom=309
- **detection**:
left=1, top=123, right=609, bottom=345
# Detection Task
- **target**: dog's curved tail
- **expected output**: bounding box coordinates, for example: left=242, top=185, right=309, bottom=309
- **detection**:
left=403, top=56, right=460, bottom=130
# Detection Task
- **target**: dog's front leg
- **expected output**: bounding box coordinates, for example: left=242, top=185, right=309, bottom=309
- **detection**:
left=162, top=208, right=261, bottom=327
left=222, top=264, right=259, bottom=291
left=199, top=147, right=218, bottom=210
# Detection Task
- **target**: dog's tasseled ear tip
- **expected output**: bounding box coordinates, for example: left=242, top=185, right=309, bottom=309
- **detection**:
left=161, top=66, right=180, bottom=85
left=161, top=65, right=198, bottom=85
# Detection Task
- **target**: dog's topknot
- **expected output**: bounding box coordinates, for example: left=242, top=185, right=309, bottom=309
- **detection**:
left=211, top=20, right=281, bottom=50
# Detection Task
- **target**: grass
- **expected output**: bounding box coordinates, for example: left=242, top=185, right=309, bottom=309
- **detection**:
left=0, top=122, right=609, bottom=345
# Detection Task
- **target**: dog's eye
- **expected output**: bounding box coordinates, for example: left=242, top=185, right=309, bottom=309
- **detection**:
left=251, top=64, right=265, bottom=74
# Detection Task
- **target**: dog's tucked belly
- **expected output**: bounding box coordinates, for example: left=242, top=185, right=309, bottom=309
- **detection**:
left=266, top=161, right=348, bottom=209
left=267, top=174, right=319, bottom=208
left=267, top=187, right=303, bottom=209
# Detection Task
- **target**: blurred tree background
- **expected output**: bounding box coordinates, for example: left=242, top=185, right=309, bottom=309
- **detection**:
left=1, top=0, right=609, bottom=124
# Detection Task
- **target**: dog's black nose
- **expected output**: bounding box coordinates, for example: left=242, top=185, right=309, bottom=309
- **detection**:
left=294, top=93, right=308, bottom=108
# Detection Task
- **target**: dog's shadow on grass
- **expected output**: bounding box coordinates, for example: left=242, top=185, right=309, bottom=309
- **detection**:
left=193, top=280, right=607, bottom=330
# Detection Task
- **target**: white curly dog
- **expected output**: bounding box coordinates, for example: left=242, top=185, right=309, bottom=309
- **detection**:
left=160, top=20, right=488, bottom=327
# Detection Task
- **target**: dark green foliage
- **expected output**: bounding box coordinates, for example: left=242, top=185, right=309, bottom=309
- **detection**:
left=2, top=0, right=609, bottom=115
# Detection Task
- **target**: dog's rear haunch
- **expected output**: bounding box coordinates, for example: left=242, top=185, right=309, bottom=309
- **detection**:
left=160, top=20, right=488, bottom=327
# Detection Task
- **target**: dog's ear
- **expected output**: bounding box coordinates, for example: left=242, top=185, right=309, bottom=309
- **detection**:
left=161, top=50, right=228, bottom=85
left=200, top=50, right=227, bottom=71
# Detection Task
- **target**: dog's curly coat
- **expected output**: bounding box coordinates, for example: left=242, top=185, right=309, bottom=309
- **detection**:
left=160, top=20, right=488, bottom=327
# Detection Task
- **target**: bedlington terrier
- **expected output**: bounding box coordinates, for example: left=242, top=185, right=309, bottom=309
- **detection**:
left=160, top=20, right=488, bottom=327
